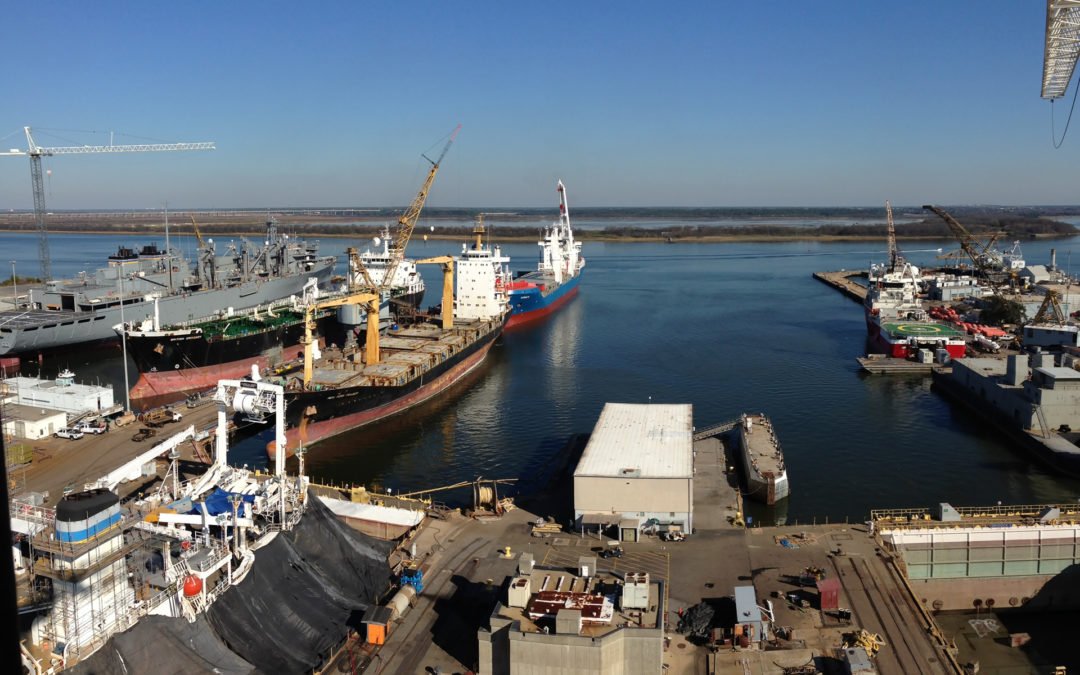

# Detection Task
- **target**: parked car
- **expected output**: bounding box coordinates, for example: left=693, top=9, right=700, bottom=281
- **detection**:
left=54, top=428, right=84, bottom=440
left=131, top=427, right=157, bottom=443
left=75, top=421, right=107, bottom=435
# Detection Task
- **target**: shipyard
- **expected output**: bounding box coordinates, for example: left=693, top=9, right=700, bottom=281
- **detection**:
left=7, top=4, right=1080, bottom=675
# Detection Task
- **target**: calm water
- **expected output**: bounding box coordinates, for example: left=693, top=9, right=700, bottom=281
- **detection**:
left=6, top=230, right=1080, bottom=524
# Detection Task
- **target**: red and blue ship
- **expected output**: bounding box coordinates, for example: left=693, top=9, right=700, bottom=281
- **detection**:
left=506, top=180, right=585, bottom=328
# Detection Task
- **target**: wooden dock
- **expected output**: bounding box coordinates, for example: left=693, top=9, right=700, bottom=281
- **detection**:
left=813, top=270, right=867, bottom=303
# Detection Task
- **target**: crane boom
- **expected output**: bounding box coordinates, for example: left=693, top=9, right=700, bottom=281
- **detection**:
left=188, top=213, right=206, bottom=248
left=885, top=200, right=898, bottom=271
left=380, top=125, right=460, bottom=297
left=1, top=126, right=215, bottom=281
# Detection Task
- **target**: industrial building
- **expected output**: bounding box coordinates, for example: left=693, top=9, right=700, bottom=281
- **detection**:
left=1, top=368, right=114, bottom=415
left=573, top=403, right=693, bottom=541
left=2, top=402, right=67, bottom=439
left=478, top=553, right=664, bottom=674
left=943, top=354, right=1080, bottom=433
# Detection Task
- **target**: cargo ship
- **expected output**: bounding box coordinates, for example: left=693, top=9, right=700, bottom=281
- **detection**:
left=736, top=413, right=789, bottom=505
left=270, top=223, right=511, bottom=459
left=121, top=279, right=394, bottom=409
left=864, top=260, right=966, bottom=359
left=0, top=218, right=336, bottom=361
left=505, top=180, right=584, bottom=328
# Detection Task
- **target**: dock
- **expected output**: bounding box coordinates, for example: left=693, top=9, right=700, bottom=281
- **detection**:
left=9, top=401, right=247, bottom=508
left=813, top=270, right=867, bottom=303
left=857, top=356, right=949, bottom=374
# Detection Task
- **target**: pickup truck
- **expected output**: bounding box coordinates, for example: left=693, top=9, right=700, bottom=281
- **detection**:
left=75, top=421, right=107, bottom=435
left=131, top=427, right=157, bottom=443
left=54, top=428, right=84, bottom=440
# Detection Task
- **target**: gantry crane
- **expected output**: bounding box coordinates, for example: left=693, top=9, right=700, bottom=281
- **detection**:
left=0, top=127, right=214, bottom=281
left=1030, top=289, right=1067, bottom=326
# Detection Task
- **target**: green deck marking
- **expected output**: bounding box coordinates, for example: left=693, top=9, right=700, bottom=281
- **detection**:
left=882, top=322, right=965, bottom=338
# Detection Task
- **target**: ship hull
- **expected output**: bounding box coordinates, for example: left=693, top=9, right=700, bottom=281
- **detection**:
left=865, top=313, right=966, bottom=359
left=0, top=258, right=336, bottom=357
left=272, top=315, right=507, bottom=459
left=736, top=418, right=790, bottom=506
left=506, top=273, right=580, bottom=328
left=127, top=312, right=342, bottom=409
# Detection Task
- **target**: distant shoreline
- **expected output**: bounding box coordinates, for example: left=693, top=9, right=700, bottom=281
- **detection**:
left=1, top=227, right=1075, bottom=243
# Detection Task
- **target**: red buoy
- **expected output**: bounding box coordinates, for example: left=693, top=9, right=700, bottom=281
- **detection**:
left=183, top=575, right=203, bottom=597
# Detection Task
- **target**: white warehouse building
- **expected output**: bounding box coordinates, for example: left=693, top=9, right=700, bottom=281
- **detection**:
left=574, top=403, right=693, bottom=542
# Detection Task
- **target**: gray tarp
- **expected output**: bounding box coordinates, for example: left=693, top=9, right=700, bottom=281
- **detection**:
left=69, top=496, right=394, bottom=674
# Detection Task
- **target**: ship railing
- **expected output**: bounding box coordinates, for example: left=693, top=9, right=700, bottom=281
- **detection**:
left=871, top=502, right=1080, bottom=526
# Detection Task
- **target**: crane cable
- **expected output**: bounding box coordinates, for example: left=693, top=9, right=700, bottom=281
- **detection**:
left=1050, top=77, right=1080, bottom=149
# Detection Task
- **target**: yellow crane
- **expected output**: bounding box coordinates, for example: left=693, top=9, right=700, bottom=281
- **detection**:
left=1030, top=289, right=1067, bottom=326
left=414, top=255, right=455, bottom=329
left=188, top=212, right=206, bottom=248
left=377, top=125, right=460, bottom=297
left=301, top=290, right=379, bottom=388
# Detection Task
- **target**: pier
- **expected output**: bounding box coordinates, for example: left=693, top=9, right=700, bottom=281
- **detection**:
left=813, top=270, right=867, bottom=303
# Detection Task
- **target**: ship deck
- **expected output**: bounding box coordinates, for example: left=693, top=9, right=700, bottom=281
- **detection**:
left=741, top=414, right=785, bottom=478
left=881, top=321, right=965, bottom=338
left=0, top=308, right=101, bottom=329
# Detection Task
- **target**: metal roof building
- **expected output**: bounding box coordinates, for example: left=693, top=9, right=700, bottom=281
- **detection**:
left=573, top=403, right=693, bottom=540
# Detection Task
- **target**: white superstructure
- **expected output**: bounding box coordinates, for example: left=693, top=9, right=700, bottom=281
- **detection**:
left=454, top=223, right=511, bottom=321
left=350, top=226, right=425, bottom=302
left=535, top=180, right=585, bottom=285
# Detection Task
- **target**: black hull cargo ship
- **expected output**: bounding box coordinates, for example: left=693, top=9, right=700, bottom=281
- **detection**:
left=274, top=310, right=508, bottom=459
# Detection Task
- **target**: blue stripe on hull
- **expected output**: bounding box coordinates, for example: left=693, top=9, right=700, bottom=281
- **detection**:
left=508, top=274, right=581, bottom=317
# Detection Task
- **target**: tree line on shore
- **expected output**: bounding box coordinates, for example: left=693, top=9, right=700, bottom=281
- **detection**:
left=0, top=210, right=1074, bottom=241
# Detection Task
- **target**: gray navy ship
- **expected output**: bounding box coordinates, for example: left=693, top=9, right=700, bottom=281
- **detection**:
left=0, top=219, right=336, bottom=360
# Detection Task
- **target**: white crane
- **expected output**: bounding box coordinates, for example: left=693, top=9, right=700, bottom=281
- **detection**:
left=0, top=127, right=214, bottom=281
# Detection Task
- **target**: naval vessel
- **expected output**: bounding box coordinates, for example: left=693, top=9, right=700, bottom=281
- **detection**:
left=0, top=219, right=336, bottom=359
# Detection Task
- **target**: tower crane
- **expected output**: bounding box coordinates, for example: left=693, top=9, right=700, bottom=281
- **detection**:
left=0, top=127, right=214, bottom=281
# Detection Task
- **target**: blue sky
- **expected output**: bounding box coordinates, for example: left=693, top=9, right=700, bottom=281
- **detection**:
left=0, top=2, right=1076, bottom=208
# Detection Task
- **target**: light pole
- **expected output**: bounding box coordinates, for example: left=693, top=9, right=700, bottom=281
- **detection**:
left=9, top=261, right=15, bottom=310
left=119, top=271, right=130, bottom=412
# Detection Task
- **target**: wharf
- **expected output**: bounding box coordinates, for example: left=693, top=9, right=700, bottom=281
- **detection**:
left=9, top=401, right=241, bottom=508
left=335, top=432, right=955, bottom=675
left=857, top=356, right=948, bottom=374
left=813, top=270, right=867, bottom=303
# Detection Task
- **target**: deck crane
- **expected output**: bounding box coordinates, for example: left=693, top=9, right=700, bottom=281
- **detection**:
left=922, top=205, right=1014, bottom=291
left=0, top=127, right=214, bottom=281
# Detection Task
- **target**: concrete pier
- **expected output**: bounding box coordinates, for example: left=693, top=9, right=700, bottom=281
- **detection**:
left=813, top=270, right=867, bottom=303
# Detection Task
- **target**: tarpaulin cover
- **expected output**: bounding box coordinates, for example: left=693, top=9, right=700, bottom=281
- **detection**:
left=69, top=496, right=394, bottom=674
left=68, top=615, right=255, bottom=675
left=676, top=602, right=715, bottom=638
left=204, top=494, right=394, bottom=672
left=191, top=488, right=256, bottom=516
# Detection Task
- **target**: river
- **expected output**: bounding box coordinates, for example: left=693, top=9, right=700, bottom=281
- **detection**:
left=6, top=229, right=1080, bottom=525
